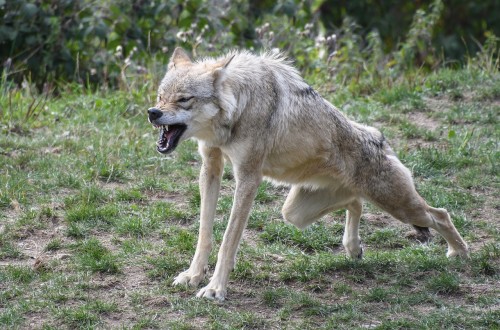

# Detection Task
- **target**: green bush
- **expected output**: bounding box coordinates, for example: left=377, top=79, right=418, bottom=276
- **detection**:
left=0, top=0, right=278, bottom=89
left=0, top=0, right=499, bottom=90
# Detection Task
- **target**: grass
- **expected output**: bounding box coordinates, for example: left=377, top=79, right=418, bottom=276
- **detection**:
left=0, top=62, right=499, bottom=329
left=76, top=238, right=121, bottom=274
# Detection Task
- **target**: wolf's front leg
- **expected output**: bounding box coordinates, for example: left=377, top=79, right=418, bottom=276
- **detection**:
left=173, top=146, right=223, bottom=287
left=197, top=166, right=262, bottom=301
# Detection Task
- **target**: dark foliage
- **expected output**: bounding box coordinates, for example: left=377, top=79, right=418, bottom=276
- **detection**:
left=0, top=0, right=498, bottom=89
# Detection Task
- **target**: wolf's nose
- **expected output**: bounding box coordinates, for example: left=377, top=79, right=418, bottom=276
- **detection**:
left=148, top=108, right=163, bottom=121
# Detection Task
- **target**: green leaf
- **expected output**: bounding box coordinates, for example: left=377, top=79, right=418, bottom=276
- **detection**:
left=22, top=3, right=38, bottom=18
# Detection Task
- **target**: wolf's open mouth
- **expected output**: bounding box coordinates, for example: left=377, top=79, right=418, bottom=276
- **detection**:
left=155, top=124, right=187, bottom=154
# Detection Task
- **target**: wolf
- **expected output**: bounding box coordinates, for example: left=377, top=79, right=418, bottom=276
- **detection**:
left=147, top=47, right=469, bottom=301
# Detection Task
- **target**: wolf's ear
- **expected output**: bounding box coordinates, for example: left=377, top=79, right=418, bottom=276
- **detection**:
left=168, top=47, right=192, bottom=70
left=213, top=54, right=235, bottom=84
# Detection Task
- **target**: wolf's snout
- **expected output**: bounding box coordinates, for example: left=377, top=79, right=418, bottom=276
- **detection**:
left=148, top=108, right=163, bottom=121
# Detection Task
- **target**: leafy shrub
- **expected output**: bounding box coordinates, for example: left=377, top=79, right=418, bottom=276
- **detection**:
left=0, top=0, right=498, bottom=90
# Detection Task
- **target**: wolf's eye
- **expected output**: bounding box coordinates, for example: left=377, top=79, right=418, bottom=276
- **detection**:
left=177, top=96, right=193, bottom=103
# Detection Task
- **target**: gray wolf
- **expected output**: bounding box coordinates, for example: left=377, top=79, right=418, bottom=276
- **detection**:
left=147, top=47, right=469, bottom=301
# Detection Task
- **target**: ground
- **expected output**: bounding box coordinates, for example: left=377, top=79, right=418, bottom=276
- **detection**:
left=0, top=67, right=499, bottom=329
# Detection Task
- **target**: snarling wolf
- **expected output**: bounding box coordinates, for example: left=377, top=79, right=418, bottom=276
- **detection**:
left=147, top=48, right=468, bottom=301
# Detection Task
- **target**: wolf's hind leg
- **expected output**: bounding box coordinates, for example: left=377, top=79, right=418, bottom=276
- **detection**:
left=282, top=186, right=354, bottom=229
left=282, top=186, right=364, bottom=259
left=366, top=159, right=469, bottom=257
left=342, top=199, right=363, bottom=259
left=393, top=205, right=468, bottom=257
left=425, top=207, right=469, bottom=257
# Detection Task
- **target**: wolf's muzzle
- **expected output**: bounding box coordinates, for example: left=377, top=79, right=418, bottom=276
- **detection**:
left=148, top=108, right=163, bottom=122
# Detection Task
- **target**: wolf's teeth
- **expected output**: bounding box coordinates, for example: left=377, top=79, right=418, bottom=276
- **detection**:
left=165, top=125, right=169, bottom=132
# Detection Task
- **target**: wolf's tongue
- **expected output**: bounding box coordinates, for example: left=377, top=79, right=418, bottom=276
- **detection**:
left=165, top=129, right=175, bottom=141
left=159, top=126, right=176, bottom=149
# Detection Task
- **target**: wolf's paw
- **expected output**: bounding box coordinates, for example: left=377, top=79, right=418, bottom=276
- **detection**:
left=344, top=242, right=363, bottom=259
left=446, top=247, right=469, bottom=259
left=346, top=246, right=363, bottom=259
left=172, top=268, right=206, bottom=287
left=196, top=282, right=227, bottom=301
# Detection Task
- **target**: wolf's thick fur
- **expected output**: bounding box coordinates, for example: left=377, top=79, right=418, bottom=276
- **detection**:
left=148, top=48, right=468, bottom=300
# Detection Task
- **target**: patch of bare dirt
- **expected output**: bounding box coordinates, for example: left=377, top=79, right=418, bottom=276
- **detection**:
left=143, top=190, right=187, bottom=204
left=242, top=229, right=260, bottom=250
left=0, top=208, right=68, bottom=267
left=407, top=111, right=440, bottom=131
left=424, top=96, right=455, bottom=112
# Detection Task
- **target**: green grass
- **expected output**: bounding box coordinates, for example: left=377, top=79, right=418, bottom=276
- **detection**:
left=0, top=63, right=498, bottom=329
left=75, top=238, right=121, bottom=274
left=57, top=300, right=118, bottom=329
left=261, top=221, right=343, bottom=252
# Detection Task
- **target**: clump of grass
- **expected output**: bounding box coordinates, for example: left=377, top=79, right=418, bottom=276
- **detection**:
left=424, top=68, right=462, bottom=94
left=261, top=221, right=343, bottom=252
left=400, top=120, right=437, bottom=141
left=95, top=162, right=127, bottom=183
left=15, top=209, right=48, bottom=233
left=132, top=317, right=159, bottom=329
left=286, top=292, right=338, bottom=317
left=58, top=300, right=117, bottom=329
left=233, top=312, right=268, bottom=329
left=139, top=177, right=172, bottom=192
left=377, top=319, right=419, bottom=329
left=401, top=247, right=449, bottom=272
left=146, top=253, right=189, bottom=280
left=255, top=181, right=278, bottom=204
left=332, top=282, right=353, bottom=296
left=76, top=238, right=121, bottom=274
left=0, top=89, right=50, bottom=134
left=187, top=184, right=202, bottom=209
left=116, top=189, right=145, bottom=202
left=426, top=272, right=460, bottom=294
left=366, top=228, right=409, bottom=248
left=232, top=258, right=255, bottom=281
left=1, top=265, right=37, bottom=284
left=66, top=204, right=119, bottom=228
left=364, top=287, right=393, bottom=302
left=64, top=185, right=109, bottom=208
left=475, top=83, right=500, bottom=101
left=164, top=228, right=196, bottom=253
left=0, top=308, right=24, bottom=328
left=59, top=307, right=98, bottom=328
left=44, top=238, right=63, bottom=252
left=149, top=201, right=195, bottom=224
left=471, top=243, right=499, bottom=276
left=0, top=233, right=23, bottom=259
left=262, top=288, right=287, bottom=308
left=216, top=195, right=233, bottom=214
left=56, top=173, right=82, bottom=189
left=66, top=222, right=89, bottom=239
left=116, top=217, right=154, bottom=237
left=64, top=188, right=116, bottom=236
left=377, top=86, right=427, bottom=113
left=247, top=209, right=273, bottom=230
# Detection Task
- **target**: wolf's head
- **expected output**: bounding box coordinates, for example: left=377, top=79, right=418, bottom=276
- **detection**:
left=148, top=48, right=234, bottom=154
